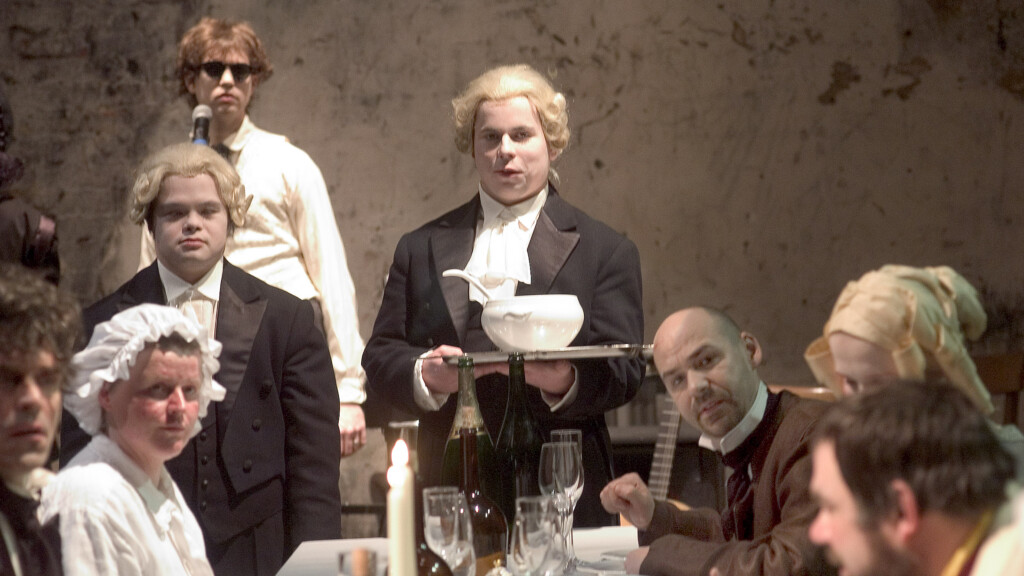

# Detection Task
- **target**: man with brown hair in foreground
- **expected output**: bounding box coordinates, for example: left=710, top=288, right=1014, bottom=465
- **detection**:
left=809, top=380, right=1015, bottom=576
left=0, top=264, right=80, bottom=575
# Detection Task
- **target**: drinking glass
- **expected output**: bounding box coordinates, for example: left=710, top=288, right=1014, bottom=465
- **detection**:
left=538, top=441, right=582, bottom=572
left=550, top=430, right=584, bottom=569
left=549, top=430, right=584, bottom=506
left=423, top=487, right=476, bottom=576
left=509, top=495, right=564, bottom=576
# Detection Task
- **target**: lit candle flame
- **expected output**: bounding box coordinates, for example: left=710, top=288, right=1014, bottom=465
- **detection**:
left=392, top=439, right=409, bottom=466
left=388, top=439, right=410, bottom=487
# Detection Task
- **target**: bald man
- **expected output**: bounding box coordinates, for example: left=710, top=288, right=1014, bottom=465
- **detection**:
left=601, top=307, right=828, bottom=576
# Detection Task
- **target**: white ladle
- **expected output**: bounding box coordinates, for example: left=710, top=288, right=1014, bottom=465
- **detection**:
left=442, top=269, right=497, bottom=302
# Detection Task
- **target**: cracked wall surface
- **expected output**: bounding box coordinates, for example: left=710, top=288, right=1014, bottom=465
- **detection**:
left=2, top=0, right=1023, bottom=386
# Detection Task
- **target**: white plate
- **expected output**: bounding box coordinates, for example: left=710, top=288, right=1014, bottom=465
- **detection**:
left=599, top=550, right=634, bottom=560
left=441, top=344, right=651, bottom=365
left=576, top=558, right=627, bottom=576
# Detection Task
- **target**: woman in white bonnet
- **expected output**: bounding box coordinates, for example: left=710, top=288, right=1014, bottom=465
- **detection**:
left=40, top=304, right=225, bottom=575
left=805, top=264, right=1024, bottom=476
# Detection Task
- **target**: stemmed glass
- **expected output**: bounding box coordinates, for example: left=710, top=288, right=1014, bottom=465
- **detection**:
left=550, top=429, right=584, bottom=569
left=423, top=487, right=476, bottom=576
left=538, top=440, right=582, bottom=573
left=508, top=495, right=564, bottom=576
left=550, top=429, right=584, bottom=512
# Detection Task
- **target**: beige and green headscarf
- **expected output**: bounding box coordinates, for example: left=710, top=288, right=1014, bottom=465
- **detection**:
left=805, top=264, right=993, bottom=414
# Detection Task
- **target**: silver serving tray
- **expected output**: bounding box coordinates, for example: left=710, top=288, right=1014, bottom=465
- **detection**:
left=442, top=344, right=651, bottom=365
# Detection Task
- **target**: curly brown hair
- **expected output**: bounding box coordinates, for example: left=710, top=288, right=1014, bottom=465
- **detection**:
left=815, top=380, right=1014, bottom=525
left=176, top=17, right=274, bottom=109
left=0, top=263, right=81, bottom=387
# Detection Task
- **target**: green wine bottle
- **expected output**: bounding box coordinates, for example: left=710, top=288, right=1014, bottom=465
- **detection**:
left=440, top=355, right=501, bottom=501
left=494, top=353, right=544, bottom=525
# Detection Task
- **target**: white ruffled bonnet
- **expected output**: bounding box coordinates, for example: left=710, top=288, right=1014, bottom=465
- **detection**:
left=67, top=304, right=226, bottom=437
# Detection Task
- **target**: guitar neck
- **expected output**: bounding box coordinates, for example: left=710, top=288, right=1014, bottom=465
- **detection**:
left=648, top=396, right=681, bottom=501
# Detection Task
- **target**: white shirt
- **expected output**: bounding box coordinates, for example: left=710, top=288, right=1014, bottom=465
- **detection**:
left=159, top=259, right=222, bottom=337
left=699, top=381, right=769, bottom=458
left=463, top=186, right=547, bottom=303
left=140, top=116, right=366, bottom=403
left=39, top=435, right=214, bottom=576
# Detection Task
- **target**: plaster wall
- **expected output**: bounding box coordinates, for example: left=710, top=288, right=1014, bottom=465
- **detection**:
left=3, top=0, right=1023, bottom=532
left=4, top=0, right=1021, bottom=382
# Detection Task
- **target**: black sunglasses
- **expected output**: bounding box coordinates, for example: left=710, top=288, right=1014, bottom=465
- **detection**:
left=199, top=61, right=254, bottom=81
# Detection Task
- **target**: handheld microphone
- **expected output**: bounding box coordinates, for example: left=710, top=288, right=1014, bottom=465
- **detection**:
left=191, top=105, right=213, bottom=145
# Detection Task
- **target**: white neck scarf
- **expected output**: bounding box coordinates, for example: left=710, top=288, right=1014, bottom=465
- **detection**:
left=158, top=260, right=223, bottom=336
left=464, top=186, right=547, bottom=304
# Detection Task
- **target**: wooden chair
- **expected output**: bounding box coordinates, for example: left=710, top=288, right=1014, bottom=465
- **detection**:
left=972, top=352, right=1024, bottom=428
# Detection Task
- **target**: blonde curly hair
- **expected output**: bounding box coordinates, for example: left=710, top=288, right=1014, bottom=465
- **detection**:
left=129, top=143, right=251, bottom=233
left=452, top=64, right=569, bottom=181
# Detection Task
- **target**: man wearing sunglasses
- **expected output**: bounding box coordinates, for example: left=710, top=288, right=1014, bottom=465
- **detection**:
left=141, top=18, right=369, bottom=458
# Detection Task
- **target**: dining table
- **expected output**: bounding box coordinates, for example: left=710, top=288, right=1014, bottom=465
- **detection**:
left=276, top=525, right=639, bottom=576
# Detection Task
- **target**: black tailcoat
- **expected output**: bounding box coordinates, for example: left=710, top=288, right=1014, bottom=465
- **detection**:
left=63, top=260, right=341, bottom=575
left=362, top=189, right=645, bottom=526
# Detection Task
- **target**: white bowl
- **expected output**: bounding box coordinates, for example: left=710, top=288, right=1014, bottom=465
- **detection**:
left=481, top=294, right=584, bottom=352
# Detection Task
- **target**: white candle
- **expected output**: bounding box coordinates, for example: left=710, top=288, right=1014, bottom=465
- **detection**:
left=387, top=439, right=416, bottom=576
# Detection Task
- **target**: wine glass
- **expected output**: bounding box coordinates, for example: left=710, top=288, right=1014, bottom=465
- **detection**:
left=550, top=430, right=584, bottom=503
left=423, top=487, right=476, bottom=576
left=509, top=495, right=563, bottom=576
left=550, top=430, right=584, bottom=569
left=538, top=441, right=582, bottom=572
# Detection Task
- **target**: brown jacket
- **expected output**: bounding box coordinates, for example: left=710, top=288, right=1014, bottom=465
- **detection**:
left=639, top=391, right=828, bottom=576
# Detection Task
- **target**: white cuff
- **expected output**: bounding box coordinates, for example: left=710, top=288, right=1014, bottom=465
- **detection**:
left=337, top=376, right=367, bottom=404
left=413, top=353, right=450, bottom=412
left=540, top=364, right=579, bottom=411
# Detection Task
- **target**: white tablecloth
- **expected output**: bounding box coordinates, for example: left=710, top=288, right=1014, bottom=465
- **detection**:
left=278, top=537, right=389, bottom=576
left=277, top=527, right=639, bottom=576
left=572, top=526, right=637, bottom=575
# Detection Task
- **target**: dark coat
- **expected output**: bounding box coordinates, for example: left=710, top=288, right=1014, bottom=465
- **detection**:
left=0, top=193, right=59, bottom=284
left=639, top=392, right=829, bottom=576
left=362, top=188, right=645, bottom=527
left=0, top=481, right=62, bottom=576
left=62, top=260, right=341, bottom=576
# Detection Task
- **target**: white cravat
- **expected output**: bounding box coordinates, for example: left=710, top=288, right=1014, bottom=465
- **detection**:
left=157, top=260, right=222, bottom=337
left=173, top=289, right=215, bottom=336
left=464, top=187, right=547, bottom=304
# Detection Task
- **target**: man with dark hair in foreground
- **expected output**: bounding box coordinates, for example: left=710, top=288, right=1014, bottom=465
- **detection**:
left=809, top=380, right=1015, bottom=576
left=0, top=263, right=80, bottom=575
